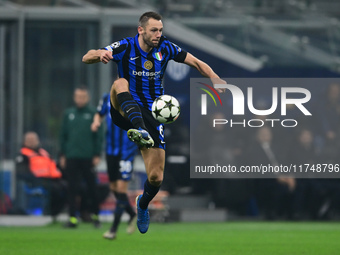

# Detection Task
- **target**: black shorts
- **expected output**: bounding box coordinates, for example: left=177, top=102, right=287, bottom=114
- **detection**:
left=106, top=155, right=133, bottom=181
left=110, top=102, right=165, bottom=149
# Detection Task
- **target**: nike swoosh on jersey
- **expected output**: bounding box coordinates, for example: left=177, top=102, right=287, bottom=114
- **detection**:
left=130, top=56, right=140, bottom=60
left=126, top=107, right=134, bottom=113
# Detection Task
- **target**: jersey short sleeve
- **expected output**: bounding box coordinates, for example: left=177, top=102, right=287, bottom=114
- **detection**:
left=169, top=42, right=187, bottom=63
left=102, top=39, right=128, bottom=62
left=96, top=93, right=110, bottom=116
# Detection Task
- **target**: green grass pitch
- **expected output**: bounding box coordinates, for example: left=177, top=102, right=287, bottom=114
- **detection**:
left=1, top=221, right=340, bottom=255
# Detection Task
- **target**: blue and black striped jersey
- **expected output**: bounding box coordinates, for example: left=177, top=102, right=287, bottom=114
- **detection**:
left=97, top=93, right=137, bottom=161
left=103, top=34, right=187, bottom=110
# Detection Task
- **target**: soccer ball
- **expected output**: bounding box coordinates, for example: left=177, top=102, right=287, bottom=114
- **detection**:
left=151, top=95, right=180, bottom=124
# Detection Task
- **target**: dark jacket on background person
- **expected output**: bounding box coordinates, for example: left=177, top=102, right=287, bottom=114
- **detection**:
left=60, top=104, right=103, bottom=159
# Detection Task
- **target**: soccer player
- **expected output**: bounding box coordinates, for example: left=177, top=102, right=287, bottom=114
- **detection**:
left=82, top=11, right=225, bottom=233
left=91, top=93, right=138, bottom=240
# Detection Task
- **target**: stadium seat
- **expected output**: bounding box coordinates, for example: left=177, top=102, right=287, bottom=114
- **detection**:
left=23, top=184, right=48, bottom=215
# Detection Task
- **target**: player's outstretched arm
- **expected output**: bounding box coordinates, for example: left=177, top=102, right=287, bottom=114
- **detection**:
left=184, top=53, right=226, bottom=93
left=184, top=53, right=218, bottom=78
left=82, top=49, right=113, bottom=64
left=91, top=113, right=104, bottom=132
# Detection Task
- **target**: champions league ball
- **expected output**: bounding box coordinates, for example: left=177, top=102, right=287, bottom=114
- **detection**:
left=152, top=95, right=180, bottom=124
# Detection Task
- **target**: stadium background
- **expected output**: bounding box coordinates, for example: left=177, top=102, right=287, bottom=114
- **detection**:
left=1, top=0, right=340, bottom=222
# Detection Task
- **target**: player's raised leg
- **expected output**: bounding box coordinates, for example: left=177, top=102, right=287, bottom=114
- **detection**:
left=136, top=147, right=165, bottom=233
left=110, top=79, right=154, bottom=148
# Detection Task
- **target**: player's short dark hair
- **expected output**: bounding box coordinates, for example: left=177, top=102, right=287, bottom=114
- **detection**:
left=74, top=85, right=89, bottom=94
left=75, top=85, right=88, bottom=91
left=139, top=11, right=162, bottom=28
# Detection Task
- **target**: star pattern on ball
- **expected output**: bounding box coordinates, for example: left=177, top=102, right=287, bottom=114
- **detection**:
left=153, top=104, right=163, bottom=118
left=165, top=113, right=176, bottom=123
left=164, top=99, right=175, bottom=111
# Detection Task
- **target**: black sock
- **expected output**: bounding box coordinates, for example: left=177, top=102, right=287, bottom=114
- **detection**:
left=124, top=197, right=136, bottom=220
left=139, top=180, right=160, bottom=210
left=116, top=193, right=136, bottom=219
left=117, top=92, right=147, bottom=130
left=111, top=193, right=126, bottom=233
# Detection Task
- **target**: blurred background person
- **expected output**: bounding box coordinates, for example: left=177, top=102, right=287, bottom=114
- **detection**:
left=315, top=83, right=340, bottom=163
left=91, top=93, right=138, bottom=240
left=244, top=126, right=295, bottom=220
left=59, top=86, right=103, bottom=228
left=316, top=83, right=340, bottom=142
left=15, top=131, right=67, bottom=219
left=286, top=128, right=319, bottom=220
left=290, top=127, right=340, bottom=220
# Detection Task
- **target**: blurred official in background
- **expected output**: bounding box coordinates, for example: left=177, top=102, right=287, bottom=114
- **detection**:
left=59, top=86, right=103, bottom=228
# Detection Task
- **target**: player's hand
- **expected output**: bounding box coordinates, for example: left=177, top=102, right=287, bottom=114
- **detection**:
left=92, top=156, right=101, bottom=166
left=99, top=50, right=113, bottom=64
left=277, top=177, right=296, bottom=192
left=59, top=156, right=66, bottom=169
left=211, top=77, right=227, bottom=93
left=91, top=121, right=101, bottom=132
left=326, top=131, right=336, bottom=140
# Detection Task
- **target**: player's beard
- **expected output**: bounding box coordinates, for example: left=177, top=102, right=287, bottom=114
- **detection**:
left=142, top=33, right=158, bottom=48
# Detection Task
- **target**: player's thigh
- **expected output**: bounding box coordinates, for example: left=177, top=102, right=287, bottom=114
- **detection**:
left=110, top=78, right=129, bottom=112
left=141, top=147, right=165, bottom=177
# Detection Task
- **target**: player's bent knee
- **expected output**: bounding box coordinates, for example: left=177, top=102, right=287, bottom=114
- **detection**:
left=149, top=179, right=162, bottom=187
left=111, top=78, right=129, bottom=94
left=148, top=172, right=163, bottom=187
left=109, top=182, right=116, bottom=192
